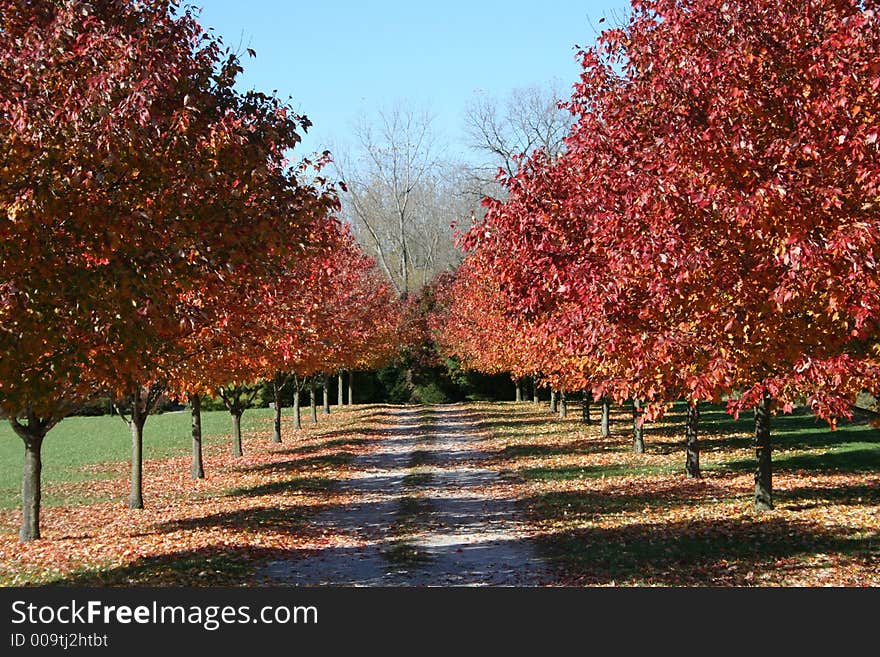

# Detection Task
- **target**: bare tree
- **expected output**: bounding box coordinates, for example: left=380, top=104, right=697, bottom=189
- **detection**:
left=464, top=80, right=572, bottom=196
left=330, top=87, right=570, bottom=295
left=333, top=104, right=465, bottom=295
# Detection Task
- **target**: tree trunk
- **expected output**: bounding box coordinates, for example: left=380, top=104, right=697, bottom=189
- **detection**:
left=754, top=393, right=773, bottom=511
left=632, top=398, right=645, bottom=453
left=309, top=378, right=318, bottom=424
left=272, top=381, right=283, bottom=444
left=515, top=378, right=523, bottom=402
left=323, top=373, right=330, bottom=414
left=338, top=371, right=344, bottom=405
left=293, top=387, right=302, bottom=430
left=685, top=401, right=701, bottom=479
left=558, top=390, right=567, bottom=419
left=231, top=411, right=243, bottom=457
left=582, top=390, right=591, bottom=423
left=20, top=433, right=44, bottom=541
left=190, top=394, right=204, bottom=479
left=348, top=371, right=354, bottom=406
left=129, top=416, right=146, bottom=509
left=550, top=389, right=557, bottom=414
left=532, top=378, right=539, bottom=404
left=601, top=398, right=611, bottom=438
left=400, top=211, right=410, bottom=295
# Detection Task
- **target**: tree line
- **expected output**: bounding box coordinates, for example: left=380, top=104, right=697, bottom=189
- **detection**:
left=435, top=0, right=880, bottom=512
left=0, top=0, right=405, bottom=541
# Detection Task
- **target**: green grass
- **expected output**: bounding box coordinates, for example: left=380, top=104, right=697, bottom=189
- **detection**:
left=521, top=462, right=677, bottom=481
left=716, top=441, right=880, bottom=474
left=0, top=408, right=277, bottom=509
left=662, top=402, right=879, bottom=448
left=690, top=405, right=880, bottom=474
left=380, top=540, right=432, bottom=566
left=609, top=401, right=880, bottom=474
left=402, top=472, right=434, bottom=488
left=481, top=400, right=880, bottom=585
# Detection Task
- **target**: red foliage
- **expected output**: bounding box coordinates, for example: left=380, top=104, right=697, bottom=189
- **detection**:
left=449, top=0, right=880, bottom=423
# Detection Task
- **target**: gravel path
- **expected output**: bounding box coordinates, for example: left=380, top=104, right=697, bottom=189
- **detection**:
left=256, top=404, right=549, bottom=586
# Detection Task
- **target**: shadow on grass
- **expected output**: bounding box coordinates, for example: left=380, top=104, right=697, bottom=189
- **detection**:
left=280, top=437, right=370, bottom=455
left=239, top=452, right=355, bottom=474
left=499, top=442, right=626, bottom=460
left=226, top=477, right=337, bottom=498
left=520, top=462, right=676, bottom=481
left=717, top=445, right=880, bottom=474
left=780, top=482, right=880, bottom=508
left=707, top=425, right=876, bottom=453
left=525, top=479, right=731, bottom=520
left=540, top=517, right=879, bottom=585
left=158, top=503, right=329, bottom=535
left=481, top=427, right=579, bottom=445
left=51, top=546, right=286, bottom=586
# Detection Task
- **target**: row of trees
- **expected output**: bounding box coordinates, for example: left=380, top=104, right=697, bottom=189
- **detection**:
left=436, top=0, right=880, bottom=511
left=0, top=0, right=403, bottom=541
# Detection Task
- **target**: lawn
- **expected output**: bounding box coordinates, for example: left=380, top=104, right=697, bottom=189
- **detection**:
left=0, top=408, right=276, bottom=509
left=1, top=399, right=877, bottom=586
left=0, top=404, right=394, bottom=585
left=469, top=400, right=880, bottom=586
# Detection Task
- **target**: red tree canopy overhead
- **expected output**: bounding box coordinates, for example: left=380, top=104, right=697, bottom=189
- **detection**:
left=167, top=217, right=404, bottom=400
left=454, top=0, right=880, bottom=423
left=0, top=0, right=336, bottom=426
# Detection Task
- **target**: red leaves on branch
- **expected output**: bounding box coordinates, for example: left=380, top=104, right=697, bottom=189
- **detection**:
left=0, top=0, right=334, bottom=421
left=440, top=0, right=880, bottom=423
left=0, top=0, right=404, bottom=539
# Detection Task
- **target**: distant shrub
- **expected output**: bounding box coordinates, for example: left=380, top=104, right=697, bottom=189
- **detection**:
left=412, top=382, right=449, bottom=405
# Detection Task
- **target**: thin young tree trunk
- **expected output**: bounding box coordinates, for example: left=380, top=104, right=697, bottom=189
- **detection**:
left=685, top=401, right=701, bottom=479
left=127, top=384, right=160, bottom=509
left=400, top=211, right=410, bottom=295
left=754, top=393, right=773, bottom=511
left=190, top=393, right=204, bottom=479
left=338, top=371, right=344, bottom=405
left=550, top=389, right=557, bottom=414
left=532, top=377, right=539, bottom=404
left=582, top=390, right=591, bottom=423
left=632, top=398, right=645, bottom=453
left=19, top=433, right=44, bottom=541
left=323, top=372, right=330, bottom=414
left=272, top=380, right=283, bottom=444
left=348, top=371, right=354, bottom=406
left=293, top=386, right=302, bottom=430
left=601, top=398, right=611, bottom=438
left=310, top=378, right=318, bottom=423
left=220, top=387, right=245, bottom=457
left=230, top=411, right=244, bottom=457
left=11, top=413, right=57, bottom=541
left=515, top=378, right=523, bottom=402
left=129, top=414, right=146, bottom=509
left=558, top=389, right=567, bottom=419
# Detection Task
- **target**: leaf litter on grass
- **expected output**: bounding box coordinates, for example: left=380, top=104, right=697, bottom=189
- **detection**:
left=466, top=401, right=880, bottom=586
left=1, top=401, right=877, bottom=586
left=0, top=405, right=397, bottom=586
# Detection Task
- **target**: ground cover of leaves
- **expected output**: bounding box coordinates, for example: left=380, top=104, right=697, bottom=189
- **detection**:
left=466, top=401, right=879, bottom=586
left=2, top=400, right=877, bottom=586
left=0, top=405, right=395, bottom=586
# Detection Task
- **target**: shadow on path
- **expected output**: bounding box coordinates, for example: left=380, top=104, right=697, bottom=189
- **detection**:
left=256, top=405, right=549, bottom=586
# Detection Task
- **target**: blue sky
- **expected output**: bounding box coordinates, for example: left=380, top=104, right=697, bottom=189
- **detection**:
left=195, top=1, right=630, bottom=158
